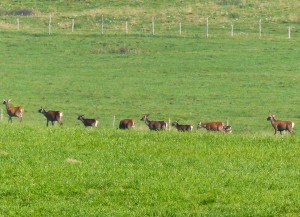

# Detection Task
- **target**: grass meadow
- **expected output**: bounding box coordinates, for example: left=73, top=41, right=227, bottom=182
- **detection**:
left=1, top=0, right=300, bottom=216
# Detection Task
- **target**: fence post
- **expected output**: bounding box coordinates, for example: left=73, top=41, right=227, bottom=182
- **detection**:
left=48, top=14, right=52, bottom=35
left=179, top=22, right=182, bottom=35
left=259, top=19, right=262, bottom=38
left=125, top=21, right=128, bottom=34
left=72, top=19, right=75, bottom=32
left=17, top=18, right=20, bottom=30
left=288, top=27, right=291, bottom=39
left=0, top=109, right=3, bottom=120
left=206, top=17, right=209, bottom=38
left=152, top=16, right=155, bottom=35
left=231, top=24, right=234, bottom=37
left=113, top=115, right=116, bottom=128
left=101, top=15, right=104, bottom=34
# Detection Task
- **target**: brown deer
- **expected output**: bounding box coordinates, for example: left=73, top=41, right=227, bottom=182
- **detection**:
left=172, top=121, right=193, bottom=132
left=3, top=99, right=24, bottom=123
left=267, top=114, right=295, bottom=135
left=119, top=119, right=135, bottom=129
left=38, top=107, right=63, bottom=127
left=197, top=121, right=225, bottom=132
left=140, top=114, right=168, bottom=131
left=78, top=115, right=99, bottom=127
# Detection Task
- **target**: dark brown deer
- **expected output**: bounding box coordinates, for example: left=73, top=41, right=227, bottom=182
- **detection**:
left=78, top=115, right=99, bottom=127
left=119, top=119, right=135, bottom=129
left=197, top=121, right=225, bottom=132
left=267, top=114, right=295, bottom=135
left=3, top=99, right=24, bottom=123
left=38, top=107, right=63, bottom=127
left=140, top=114, right=168, bottom=131
left=172, top=121, right=193, bottom=132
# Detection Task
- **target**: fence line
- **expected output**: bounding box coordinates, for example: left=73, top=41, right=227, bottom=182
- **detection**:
left=0, top=15, right=298, bottom=39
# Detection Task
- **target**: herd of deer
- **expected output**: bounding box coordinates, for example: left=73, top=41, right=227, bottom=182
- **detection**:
left=2, top=99, right=296, bottom=135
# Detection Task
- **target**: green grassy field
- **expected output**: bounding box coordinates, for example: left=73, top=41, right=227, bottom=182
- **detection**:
left=1, top=1, right=300, bottom=216
left=0, top=126, right=300, bottom=216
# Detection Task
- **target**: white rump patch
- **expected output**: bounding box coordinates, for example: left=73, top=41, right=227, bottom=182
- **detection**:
left=292, top=122, right=295, bottom=129
left=94, top=120, right=99, bottom=127
left=59, top=112, right=63, bottom=117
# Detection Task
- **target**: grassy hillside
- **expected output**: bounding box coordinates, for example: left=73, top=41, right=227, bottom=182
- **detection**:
left=0, top=31, right=299, bottom=133
left=0, top=1, right=300, bottom=216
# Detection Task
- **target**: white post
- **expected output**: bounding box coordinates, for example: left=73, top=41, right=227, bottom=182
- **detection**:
left=231, top=24, right=234, bottom=37
left=206, top=17, right=209, bottom=38
left=101, top=15, right=104, bottom=34
left=48, top=14, right=52, bottom=35
left=259, top=19, right=262, bottom=38
left=179, top=22, right=182, bottom=35
left=72, top=19, right=75, bottom=32
left=113, top=115, right=116, bottom=128
left=152, top=16, right=155, bottom=35
left=288, top=27, right=291, bottom=39
left=17, top=18, right=20, bottom=30
left=125, top=21, right=128, bottom=34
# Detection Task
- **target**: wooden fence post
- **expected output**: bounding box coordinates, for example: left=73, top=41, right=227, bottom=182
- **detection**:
left=288, top=27, right=291, bottom=39
left=259, top=19, right=262, bottom=38
left=179, top=22, right=182, bottom=35
left=113, top=115, right=116, bottom=128
left=206, top=17, right=209, bottom=38
left=72, top=19, right=75, bottom=32
left=101, top=15, right=104, bottom=34
left=152, top=16, right=155, bottom=35
left=48, top=14, right=52, bottom=35
left=17, top=18, right=20, bottom=30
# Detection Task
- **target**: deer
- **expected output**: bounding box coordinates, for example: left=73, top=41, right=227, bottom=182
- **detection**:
left=197, top=121, right=225, bottom=132
left=77, top=115, right=99, bottom=127
left=3, top=99, right=24, bottom=123
left=171, top=121, right=193, bottom=132
left=267, top=113, right=295, bottom=135
left=38, top=107, right=63, bottom=127
left=140, top=114, right=168, bottom=131
left=119, top=119, right=135, bottom=129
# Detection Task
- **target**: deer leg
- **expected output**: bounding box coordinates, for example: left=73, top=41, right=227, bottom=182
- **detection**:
left=8, top=116, right=12, bottom=123
left=46, top=120, right=49, bottom=127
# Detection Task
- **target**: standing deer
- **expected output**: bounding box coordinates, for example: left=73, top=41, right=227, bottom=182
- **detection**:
left=119, top=119, right=135, bottom=129
left=77, top=115, right=99, bottom=127
left=38, top=107, right=63, bottom=127
left=140, top=114, right=168, bottom=131
left=267, top=114, right=295, bottom=135
left=3, top=99, right=24, bottom=123
left=172, top=121, right=193, bottom=132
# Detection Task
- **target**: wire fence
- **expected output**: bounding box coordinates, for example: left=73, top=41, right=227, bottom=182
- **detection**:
left=0, top=14, right=299, bottom=39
